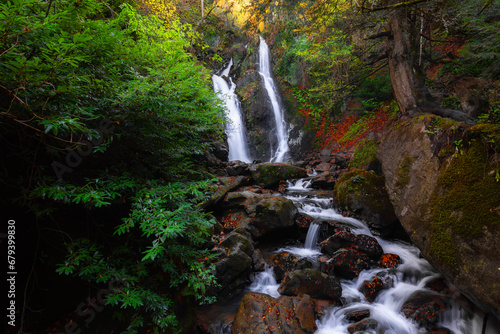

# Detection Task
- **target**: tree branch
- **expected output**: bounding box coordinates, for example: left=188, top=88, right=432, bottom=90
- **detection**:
left=359, top=0, right=428, bottom=13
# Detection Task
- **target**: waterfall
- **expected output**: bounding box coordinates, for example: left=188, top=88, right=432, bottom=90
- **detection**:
left=258, top=36, right=290, bottom=163
left=304, top=223, right=321, bottom=249
left=248, top=265, right=280, bottom=298
left=212, top=59, right=252, bottom=162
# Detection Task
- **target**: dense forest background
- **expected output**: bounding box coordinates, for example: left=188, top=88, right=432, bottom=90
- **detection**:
left=1, top=0, right=498, bottom=333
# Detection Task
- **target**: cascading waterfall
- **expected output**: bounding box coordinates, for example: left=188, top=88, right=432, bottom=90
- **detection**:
left=282, top=179, right=499, bottom=334
left=212, top=59, right=252, bottom=162
left=248, top=264, right=280, bottom=298
left=304, top=223, right=321, bottom=249
left=258, top=36, right=290, bottom=162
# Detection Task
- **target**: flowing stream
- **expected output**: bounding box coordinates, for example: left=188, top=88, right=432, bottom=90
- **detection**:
left=212, top=59, right=252, bottom=162
left=258, top=36, right=290, bottom=162
left=247, top=179, right=499, bottom=334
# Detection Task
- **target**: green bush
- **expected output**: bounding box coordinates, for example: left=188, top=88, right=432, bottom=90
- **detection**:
left=1, top=0, right=225, bottom=332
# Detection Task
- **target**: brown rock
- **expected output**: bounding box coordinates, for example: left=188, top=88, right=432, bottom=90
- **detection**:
left=278, top=269, right=342, bottom=301
left=231, top=292, right=317, bottom=334
left=377, top=116, right=500, bottom=316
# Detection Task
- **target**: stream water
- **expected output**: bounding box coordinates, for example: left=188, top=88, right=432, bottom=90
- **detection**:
left=212, top=59, right=252, bottom=162
left=258, top=36, right=290, bottom=163
left=246, top=179, right=500, bottom=334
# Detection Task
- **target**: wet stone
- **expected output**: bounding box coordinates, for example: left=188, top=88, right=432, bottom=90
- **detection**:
left=347, top=318, right=378, bottom=333
left=379, top=253, right=402, bottom=268
left=359, top=276, right=385, bottom=302
left=344, top=309, right=371, bottom=322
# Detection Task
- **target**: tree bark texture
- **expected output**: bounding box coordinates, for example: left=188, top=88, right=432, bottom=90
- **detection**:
left=385, top=7, right=473, bottom=123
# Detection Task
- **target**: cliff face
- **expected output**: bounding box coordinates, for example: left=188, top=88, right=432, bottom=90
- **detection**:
left=377, top=115, right=500, bottom=318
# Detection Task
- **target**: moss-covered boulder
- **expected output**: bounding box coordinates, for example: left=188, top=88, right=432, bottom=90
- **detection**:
left=333, top=169, right=399, bottom=236
left=222, top=190, right=298, bottom=238
left=377, top=115, right=500, bottom=318
left=250, top=162, right=308, bottom=188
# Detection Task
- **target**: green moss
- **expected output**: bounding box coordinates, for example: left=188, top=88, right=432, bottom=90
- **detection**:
left=430, top=136, right=500, bottom=269
left=339, top=117, right=368, bottom=142
left=396, top=155, right=415, bottom=189
left=334, top=169, right=391, bottom=215
left=349, top=139, right=379, bottom=169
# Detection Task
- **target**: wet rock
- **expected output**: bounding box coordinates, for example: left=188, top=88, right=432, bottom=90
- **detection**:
left=379, top=253, right=402, bottom=268
left=295, top=212, right=315, bottom=229
left=333, top=169, right=399, bottom=237
left=347, top=318, right=378, bottom=333
left=222, top=191, right=297, bottom=238
left=235, top=69, right=275, bottom=161
left=278, top=269, right=342, bottom=301
left=252, top=249, right=266, bottom=271
left=209, top=229, right=254, bottom=299
left=231, top=292, right=317, bottom=334
left=401, top=290, right=450, bottom=327
left=309, top=171, right=338, bottom=189
left=219, top=227, right=254, bottom=256
left=226, top=160, right=251, bottom=176
left=212, top=141, right=229, bottom=161
left=250, top=162, right=308, bottom=188
left=321, top=248, right=370, bottom=279
left=315, top=162, right=331, bottom=172
left=359, top=276, right=385, bottom=302
left=272, top=251, right=299, bottom=282
left=325, top=221, right=351, bottom=236
left=344, top=309, right=371, bottom=322
left=201, top=176, right=249, bottom=209
left=320, top=231, right=383, bottom=260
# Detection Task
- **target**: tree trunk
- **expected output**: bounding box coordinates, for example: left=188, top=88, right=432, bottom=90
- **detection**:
left=385, top=7, right=473, bottom=123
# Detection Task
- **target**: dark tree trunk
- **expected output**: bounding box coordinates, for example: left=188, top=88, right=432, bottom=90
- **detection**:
left=385, top=7, right=473, bottom=123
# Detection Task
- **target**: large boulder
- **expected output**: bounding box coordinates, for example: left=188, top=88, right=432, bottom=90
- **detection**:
left=272, top=251, right=315, bottom=282
left=278, top=269, right=343, bottom=301
left=319, top=231, right=383, bottom=260
left=333, top=169, right=399, bottom=236
left=321, top=249, right=370, bottom=280
left=231, top=292, right=317, bottom=334
left=250, top=162, right=308, bottom=188
left=377, top=115, right=500, bottom=318
left=209, top=228, right=259, bottom=299
left=401, top=290, right=450, bottom=327
left=222, top=191, right=297, bottom=238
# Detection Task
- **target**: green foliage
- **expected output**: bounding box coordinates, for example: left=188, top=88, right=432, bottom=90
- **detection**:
left=1, top=0, right=226, bottom=331
left=349, top=139, right=379, bottom=169
left=354, top=73, right=394, bottom=111
left=479, top=100, right=500, bottom=124
left=441, top=95, right=461, bottom=110
left=56, top=179, right=218, bottom=331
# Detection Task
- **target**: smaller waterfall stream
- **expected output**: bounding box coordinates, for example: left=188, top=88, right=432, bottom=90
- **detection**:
left=258, top=36, right=290, bottom=162
left=212, top=59, right=252, bottom=162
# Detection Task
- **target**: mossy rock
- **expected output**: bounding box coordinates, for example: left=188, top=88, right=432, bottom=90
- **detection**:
left=250, top=162, right=308, bottom=188
left=333, top=169, right=398, bottom=235
left=378, top=117, right=500, bottom=316
left=429, top=131, right=500, bottom=269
